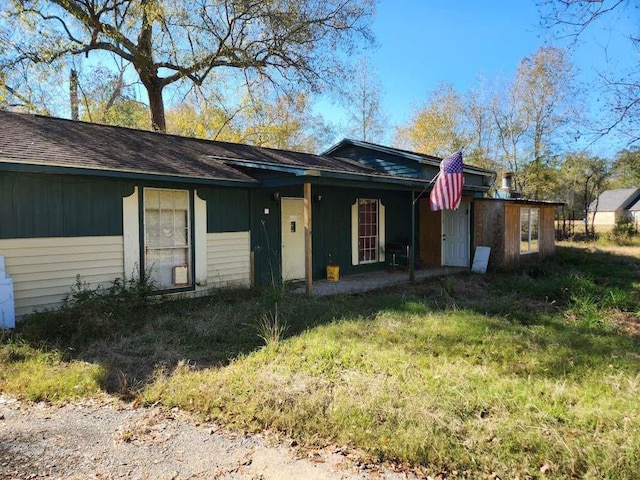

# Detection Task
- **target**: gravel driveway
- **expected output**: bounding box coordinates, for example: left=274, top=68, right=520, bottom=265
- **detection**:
left=0, top=395, right=418, bottom=480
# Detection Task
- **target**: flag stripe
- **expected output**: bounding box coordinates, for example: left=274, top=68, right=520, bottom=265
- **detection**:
left=430, top=150, right=464, bottom=211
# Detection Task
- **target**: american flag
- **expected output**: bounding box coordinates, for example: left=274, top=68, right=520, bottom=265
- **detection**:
left=429, top=150, right=464, bottom=211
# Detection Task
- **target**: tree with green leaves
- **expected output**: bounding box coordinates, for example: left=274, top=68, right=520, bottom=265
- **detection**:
left=1, top=0, right=375, bottom=132
left=609, top=147, right=640, bottom=189
left=557, top=152, right=609, bottom=237
left=0, top=60, right=66, bottom=115
left=515, top=47, right=577, bottom=199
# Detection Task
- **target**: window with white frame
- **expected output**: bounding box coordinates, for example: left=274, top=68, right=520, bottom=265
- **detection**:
left=144, top=188, right=191, bottom=289
left=520, top=207, right=539, bottom=254
left=351, top=199, right=385, bottom=265
left=359, top=199, right=378, bottom=263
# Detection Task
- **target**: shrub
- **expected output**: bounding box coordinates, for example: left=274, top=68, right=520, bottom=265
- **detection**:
left=608, top=216, right=637, bottom=245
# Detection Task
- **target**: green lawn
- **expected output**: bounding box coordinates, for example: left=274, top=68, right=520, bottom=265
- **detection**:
left=2, top=244, right=640, bottom=478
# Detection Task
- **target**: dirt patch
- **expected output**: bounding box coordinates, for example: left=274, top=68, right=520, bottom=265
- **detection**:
left=611, top=311, right=640, bottom=337
left=0, top=395, right=417, bottom=480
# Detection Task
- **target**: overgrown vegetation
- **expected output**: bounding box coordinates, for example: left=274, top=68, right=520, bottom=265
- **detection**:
left=2, top=244, right=640, bottom=478
left=608, top=217, right=638, bottom=245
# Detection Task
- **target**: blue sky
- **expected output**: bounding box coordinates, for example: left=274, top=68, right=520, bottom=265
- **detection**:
left=326, top=0, right=638, bottom=152
left=372, top=0, right=542, bottom=123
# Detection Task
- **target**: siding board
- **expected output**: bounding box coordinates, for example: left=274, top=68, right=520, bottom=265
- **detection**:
left=0, top=236, right=124, bottom=316
left=503, top=203, right=521, bottom=267
left=0, top=171, right=133, bottom=239
left=206, top=232, right=251, bottom=287
left=3, top=255, right=119, bottom=278
left=540, top=206, right=557, bottom=257
left=197, top=187, right=250, bottom=233
left=473, top=199, right=506, bottom=270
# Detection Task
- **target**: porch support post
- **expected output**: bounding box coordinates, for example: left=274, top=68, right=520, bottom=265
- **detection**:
left=410, top=191, right=416, bottom=283
left=304, top=182, right=313, bottom=297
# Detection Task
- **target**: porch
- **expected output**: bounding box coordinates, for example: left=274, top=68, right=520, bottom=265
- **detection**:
left=292, top=266, right=467, bottom=297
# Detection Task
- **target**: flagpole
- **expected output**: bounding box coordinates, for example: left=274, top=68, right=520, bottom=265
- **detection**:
left=412, top=171, right=440, bottom=205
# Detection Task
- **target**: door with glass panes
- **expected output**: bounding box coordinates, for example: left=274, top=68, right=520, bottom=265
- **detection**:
left=143, top=188, right=191, bottom=289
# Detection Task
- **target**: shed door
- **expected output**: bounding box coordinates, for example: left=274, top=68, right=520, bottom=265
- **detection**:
left=144, top=188, right=191, bottom=290
left=281, top=198, right=305, bottom=281
left=442, top=202, right=470, bottom=267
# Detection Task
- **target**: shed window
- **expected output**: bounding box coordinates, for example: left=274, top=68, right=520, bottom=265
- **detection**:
left=520, top=208, right=539, bottom=254
left=351, top=199, right=385, bottom=265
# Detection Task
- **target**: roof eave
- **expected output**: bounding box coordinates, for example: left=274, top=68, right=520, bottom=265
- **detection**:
left=221, top=155, right=483, bottom=189
left=478, top=197, right=565, bottom=207
left=0, top=159, right=259, bottom=187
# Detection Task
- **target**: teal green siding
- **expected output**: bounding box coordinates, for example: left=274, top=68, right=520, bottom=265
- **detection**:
left=311, top=187, right=412, bottom=279
left=250, top=187, right=302, bottom=286
left=197, top=187, right=250, bottom=233
left=248, top=186, right=413, bottom=286
left=0, top=171, right=134, bottom=239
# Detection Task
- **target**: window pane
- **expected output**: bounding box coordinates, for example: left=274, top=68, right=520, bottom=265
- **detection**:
left=159, top=190, right=174, bottom=209
left=358, top=199, right=378, bottom=263
left=530, top=209, right=539, bottom=252
left=144, top=189, right=159, bottom=209
left=173, top=191, right=189, bottom=210
left=520, top=209, right=530, bottom=254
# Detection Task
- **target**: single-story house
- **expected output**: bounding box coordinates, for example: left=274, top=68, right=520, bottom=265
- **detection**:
left=588, top=188, right=640, bottom=229
left=1, top=112, right=560, bottom=318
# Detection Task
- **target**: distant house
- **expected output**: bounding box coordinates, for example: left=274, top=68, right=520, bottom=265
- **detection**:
left=588, top=188, right=640, bottom=228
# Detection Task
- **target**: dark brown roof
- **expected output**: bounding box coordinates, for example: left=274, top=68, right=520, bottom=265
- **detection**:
left=0, top=111, right=399, bottom=184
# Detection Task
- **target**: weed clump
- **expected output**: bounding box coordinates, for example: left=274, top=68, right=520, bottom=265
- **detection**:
left=255, top=303, right=288, bottom=347
left=18, top=275, right=155, bottom=349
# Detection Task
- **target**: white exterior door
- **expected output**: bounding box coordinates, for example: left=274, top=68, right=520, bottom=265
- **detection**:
left=144, top=188, right=191, bottom=289
left=442, top=202, right=470, bottom=267
left=281, top=197, right=305, bottom=281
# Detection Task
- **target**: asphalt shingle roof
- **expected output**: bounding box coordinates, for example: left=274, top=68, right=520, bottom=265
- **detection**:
left=589, top=188, right=640, bottom=212
left=323, top=138, right=495, bottom=176
left=0, top=111, right=399, bottom=184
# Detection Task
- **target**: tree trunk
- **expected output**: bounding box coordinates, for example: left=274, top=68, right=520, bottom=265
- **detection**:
left=70, top=69, right=79, bottom=121
left=145, top=80, right=166, bottom=132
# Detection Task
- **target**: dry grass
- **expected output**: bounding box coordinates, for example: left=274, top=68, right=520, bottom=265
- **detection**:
left=3, top=245, right=640, bottom=477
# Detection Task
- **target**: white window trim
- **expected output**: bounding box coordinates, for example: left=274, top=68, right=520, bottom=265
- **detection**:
left=520, top=207, right=540, bottom=255
left=351, top=199, right=385, bottom=266
left=122, top=186, right=140, bottom=281
left=194, top=190, right=208, bottom=286
left=143, top=187, right=193, bottom=289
